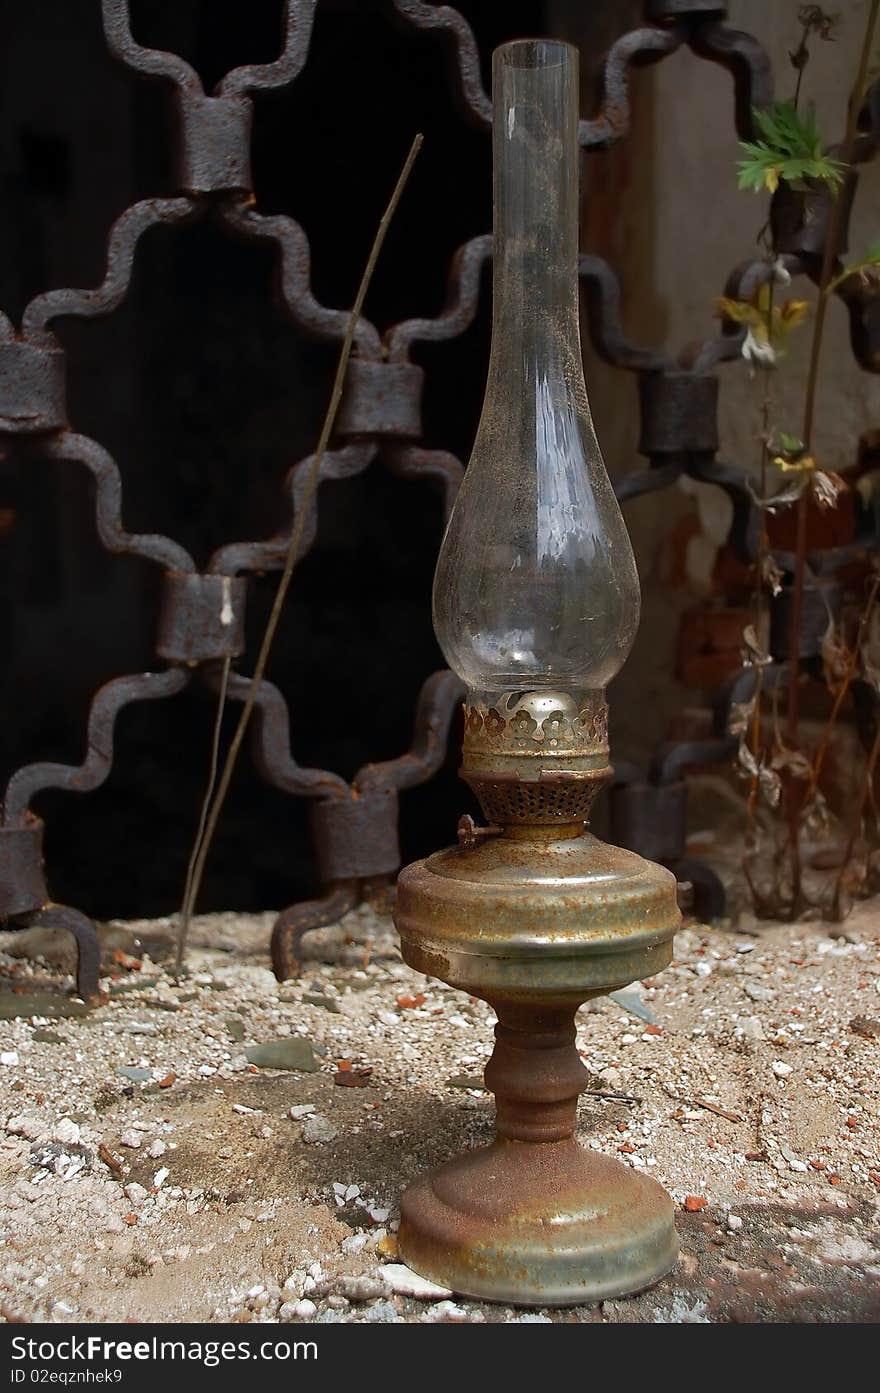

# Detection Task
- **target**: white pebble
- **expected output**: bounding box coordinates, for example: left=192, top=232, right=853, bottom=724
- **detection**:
left=282, top=1271, right=306, bottom=1298
left=53, top=1119, right=81, bottom=1147
left=147, top=1139, right=167, bottom=1159
left=302, top=1115, right=338, bottom=1145
left=423, top=1301, right=482, bottom=1323
left=6, top=1115, right=44, bottom=1140
left=779, top=1142, right=808, bottom=1172
left=1, top=1051, right=20, bottom=1066
left=289, top=1105, right=315, bottom=1120
left=739, top=1016, right=764, bottom=1043
left=119, top=1130, right=142, bottom=1149
left=334, top=1274, right=390, bottom=1302
left=772, top=1061, right=793, bottom=1078
left=293, top=1299, right=317, bottom=1319
left=382, top=1263, right=452, bottom=1300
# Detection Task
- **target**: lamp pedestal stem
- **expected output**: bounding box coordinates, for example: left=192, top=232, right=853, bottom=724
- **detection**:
left=398, top=991, right=677, bottom=1305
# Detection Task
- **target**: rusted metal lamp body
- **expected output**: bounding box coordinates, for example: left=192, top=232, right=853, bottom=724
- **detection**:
left=392, top=39, right=679, bottom=1306
left=395, top=697, right=679, bottom=1304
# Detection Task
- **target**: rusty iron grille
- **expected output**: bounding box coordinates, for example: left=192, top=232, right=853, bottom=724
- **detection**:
left=1, top=0, right=878, bottom=996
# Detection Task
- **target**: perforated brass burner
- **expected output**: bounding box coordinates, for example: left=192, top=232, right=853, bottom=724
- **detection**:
left=461, top=690, right=610, bottom=827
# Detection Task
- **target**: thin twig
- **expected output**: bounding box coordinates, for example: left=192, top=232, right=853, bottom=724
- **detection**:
left=806, top=574, right=880, bottom=803
left=176, top=655, right=231, bottom=972
left=787, top=0, right=880, bottom=746
left=830, top=719, right=880, bottom=918
left=661, top=1083, right=743, bottom=1124
left=782, top=0, right=879, bottom=915
left=682, top=1096, right=743, bottom=1124
left=743, top=270, right=779, bottom=908
left=792, top=17, right=811, bottom=111
left=583, top=1090, right=643, bottom=1106
left=745, top=275, right=776, bottom=837
left=98, top=1143, right=124, bottom=1178
left=174, top=133, right=424, bottom=968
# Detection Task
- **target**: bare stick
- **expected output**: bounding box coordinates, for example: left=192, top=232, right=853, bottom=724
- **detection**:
left=661, top=1082, right=743, bottom=1124
left=807, top=574, right=880, bottom=802
left=786, top=0, right=880, bottom=746
left=682, top=1096, right=743, bottom=1124
left=176, top=655, right=231, bottom=971
left=175, top=134, right=424, bottom=968
left=830, top=720, right=880, bottom=919
left=743, top=277, right=775, bottom=876
left=782, top=0, right=879, bottom=914
left=583, top=1090, right=643, bottom=1106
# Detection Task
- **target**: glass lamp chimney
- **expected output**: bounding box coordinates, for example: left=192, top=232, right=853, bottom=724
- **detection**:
left=432, top=39, right=639, bottom=703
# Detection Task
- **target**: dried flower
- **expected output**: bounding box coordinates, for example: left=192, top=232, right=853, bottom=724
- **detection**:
left=743, top=328, right=777, bottom=366
left=761, top=553, right=784, bottom=597
left=727, top=699, right=756, bottom=737
left=716, top=286, right=809, bottom=364
left=796, top=6, right=840, bottom=42
left=742, top=623, right=772, bottom=668
left=738, top=741, right=782, bottom=806
left=812, top=469, right=846, bottom=508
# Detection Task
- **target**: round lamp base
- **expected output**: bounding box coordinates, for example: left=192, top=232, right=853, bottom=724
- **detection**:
left=398, top=1137, right=677, bottom=1307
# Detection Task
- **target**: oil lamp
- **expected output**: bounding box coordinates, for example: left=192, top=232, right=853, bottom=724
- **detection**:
left=393, top=38, right=680, bottom=1305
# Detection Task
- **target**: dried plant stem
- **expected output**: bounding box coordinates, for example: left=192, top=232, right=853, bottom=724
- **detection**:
left=807, top=575, right=880, bottom=802
left=780, top=0, right=879, bottom=914
left=787, top=0, right=880, bottom=747
left=174, top=133, right=424, bottom=971
left=744, top=279, right=775, bottom=862
left=831, top=720, right=880, bottom=919
left=745, top=666, right=766, bottom=829
left=177, top=655, right=231, bottom=969
left=791, top=15, right=811, bottom=111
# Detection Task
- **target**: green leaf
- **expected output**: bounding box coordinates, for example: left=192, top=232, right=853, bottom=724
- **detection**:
left=738, top=101, right=846, bottom=193
left=778, top=431, right=805, bottom=453
left=737, top=160, right=769, bottom=192
left=825, top=240, right=880, bottom=295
